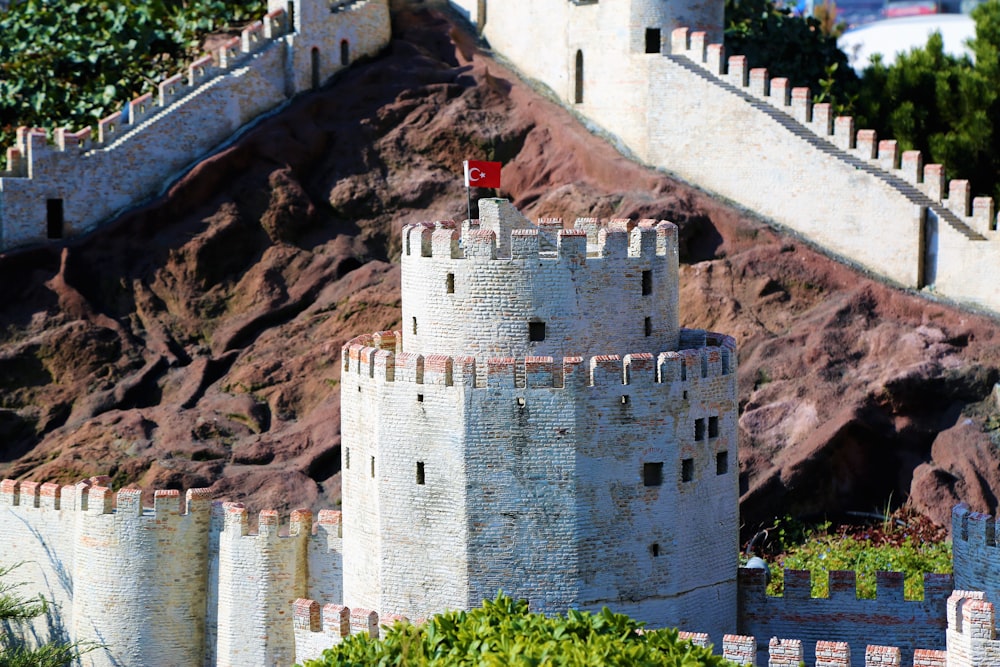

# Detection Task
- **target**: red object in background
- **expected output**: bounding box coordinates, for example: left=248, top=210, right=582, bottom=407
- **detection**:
left=885, top=0, right=938, bottom=17
left=464, top=160, right=502, bottom=188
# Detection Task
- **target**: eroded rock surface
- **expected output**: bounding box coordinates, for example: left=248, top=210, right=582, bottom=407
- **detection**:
left=0, top=7, right=997, bottom=527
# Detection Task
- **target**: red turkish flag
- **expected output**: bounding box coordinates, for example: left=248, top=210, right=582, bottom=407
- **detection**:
left=464, top=160, right=502, bottom=188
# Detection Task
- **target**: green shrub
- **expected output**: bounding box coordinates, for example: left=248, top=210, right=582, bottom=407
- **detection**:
left=0, top=563, right=96, bottom=667
left=0, top=0, right=258, bottom=149
left=760, top=519, right=952, bottom=600
left=301, top=593, right=732, bottom=667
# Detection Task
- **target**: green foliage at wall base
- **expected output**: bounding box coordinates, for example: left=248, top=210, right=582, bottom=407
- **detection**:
left=301, top=593, right=731, bottom=667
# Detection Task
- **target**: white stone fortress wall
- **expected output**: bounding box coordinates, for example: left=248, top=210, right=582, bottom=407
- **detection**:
left=0, top=0, right=389, bottom=250
left=450, top=0, right=1000, bottom=315
left=340, top=199, right=739, bottom=641
left=0, top=477, right=346, bottom=667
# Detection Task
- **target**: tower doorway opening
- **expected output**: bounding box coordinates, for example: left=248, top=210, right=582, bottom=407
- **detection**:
left=46, top=198, right=64, bottom=239
left=645, top=28, right=661, bottom=54
left=574, top=50, right=584, bottom=104
left=311, top=47, right=320, bottom=88
left=340, top=39, right=349, bottom=66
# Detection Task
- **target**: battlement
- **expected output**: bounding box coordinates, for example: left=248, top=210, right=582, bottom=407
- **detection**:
left=2, top=8, right=289, bottom=173
left=292, top=600, right=410, bottom=661
left=951, top=504, right=1000, bottom=614
left=0, top=0, right=391, bottom=250
left=342, top=328, right=736, bottom=389
left=0, top=477, right=212, bottom=517
left=739, top=567, right=954, bottom=603
left=946, top=592, right=1000, bottom=666
left=739, top=567, right=953, bottom=666
left=401, top=214, right=678, bottom=263
left=220, top=502, right=314, bottom=539
left=674, top=628, right=948, bottom=667
left=669, top=27, right=1000, bottom=238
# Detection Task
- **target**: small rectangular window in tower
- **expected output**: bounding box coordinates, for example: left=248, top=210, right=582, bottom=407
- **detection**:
left=446, top=273, right=455, bottom=294
left=529, top=321, right=546, bottom=342
left=412, top=317, right=418, bottom=335
left=46, top=199, right=64, bottom=239
left=682, top=457, right=694, bottom=482
left=644, top=316, right=652, bottom=337
left=645, top=28, right=661, bottom=54
left=516, top=397, right=526, bottom=408
left=370, top=456, right=375, bottom=478
left=695, top=418, right=706, bottom=441
left=345, top=447, right=350, bottom=470
left=621, top=395, right=630, bottom=405
left=417, top=393, right=424, bottom=403
left=716, top=451, right=729, bottom=475
left=643, top=462, right=663, bottom=487
left=651, top=543, right=660, bottom=557
left=416, top=461, right=425, bottom=485
left=642, top=270, right=652, bottom=295
left=709, top=416, right=719, bottom=438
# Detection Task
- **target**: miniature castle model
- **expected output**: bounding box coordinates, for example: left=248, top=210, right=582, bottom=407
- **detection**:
left=0, top=0, right=389, bottom=249
left=339, top=199, right=739, bottom=632
left=3, top=0, right=1000, bottom=665
left=448, top=0, right=1000, bottom=316
left=3, top=202, right=1000, bottom=666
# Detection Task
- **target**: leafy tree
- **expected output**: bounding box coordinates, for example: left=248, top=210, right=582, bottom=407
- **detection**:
left=853, top=0, right=1000, bottom=202
left=300, top=594, right=731, bottom=667
left=725, top=0, right=858, bottom=108
left=0, top=0, right=258, bottom=149
left=0, top=563, right=92, bottom=667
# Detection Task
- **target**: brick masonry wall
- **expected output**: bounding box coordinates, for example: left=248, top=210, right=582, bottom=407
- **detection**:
left=738, top=567, right=954, bottom=667
left=0, top=0, right=389, bottom=250
left=953, top=505, right=1000, bottom=612
left=454, top=0, right=1000, bottom=315
left=0, top=479, right=347, bottom=666
left=400, top=199, right=680, bottom=362
left=340, top=202, right=739, bottom=638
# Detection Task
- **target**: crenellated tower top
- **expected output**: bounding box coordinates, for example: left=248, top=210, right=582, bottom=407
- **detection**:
left=399, top=198, right=680, bottom=360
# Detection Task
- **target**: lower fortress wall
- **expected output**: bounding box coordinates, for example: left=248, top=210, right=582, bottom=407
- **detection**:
left=738, top=568, right=954, bottom=667
left=0, top=477, right=994, bottom=667
left=0, top=479, right=344, bottom=667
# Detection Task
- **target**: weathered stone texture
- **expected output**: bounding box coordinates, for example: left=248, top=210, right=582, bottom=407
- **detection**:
left=341, top=200, right=739, bottom=641
left=738, top=567, right=953, bottom=667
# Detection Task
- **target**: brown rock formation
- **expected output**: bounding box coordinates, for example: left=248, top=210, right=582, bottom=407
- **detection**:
left=0, top=6, right=997, bottom=530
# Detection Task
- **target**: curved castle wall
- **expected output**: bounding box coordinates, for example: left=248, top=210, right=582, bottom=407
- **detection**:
left=0, top=478, right=346, bottom=667
left=341, top=200, right=739, bottom=641
left=400, top=199, right=680, bottom=360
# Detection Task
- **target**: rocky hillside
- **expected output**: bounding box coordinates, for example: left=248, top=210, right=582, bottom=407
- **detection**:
left=0, top=5, right=998, bottom=531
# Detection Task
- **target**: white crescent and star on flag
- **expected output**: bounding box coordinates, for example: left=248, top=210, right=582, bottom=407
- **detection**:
left=463, top=160, right=502, bottom=189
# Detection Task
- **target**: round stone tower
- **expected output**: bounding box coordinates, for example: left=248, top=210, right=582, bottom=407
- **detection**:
left=340, top=199, right=738, bottom=641
left=629, top=0, right=723, bottom=51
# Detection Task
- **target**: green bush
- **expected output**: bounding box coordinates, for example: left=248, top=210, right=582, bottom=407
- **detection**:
left=0, top=0, right=258, bottom=149
left=301, top=593, right=732, bottom=667
left=853, top=0, right=1000, bottom=203
left=724, top=0, right=858, bottom=108
left=758, top=518, right=952, bottom=600
left=0, top=563, right=95, bottom=667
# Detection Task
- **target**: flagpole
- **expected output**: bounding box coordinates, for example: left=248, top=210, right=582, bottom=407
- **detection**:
left=463, top=160, right=472, bottom=221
